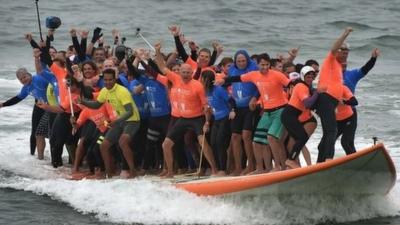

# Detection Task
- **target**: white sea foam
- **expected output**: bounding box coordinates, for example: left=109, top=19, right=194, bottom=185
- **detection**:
left=0, top=92, right=399, bottom=225
left=0, top=127, right=399, bottom=225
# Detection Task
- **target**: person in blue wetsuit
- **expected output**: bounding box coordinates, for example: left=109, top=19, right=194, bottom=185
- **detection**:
left=129, top=78, right=150, bottom=173
left=126, top=56, right=171, bottom=173
left=342, top=47, right=380, bottom=94
left=0, top=68, right=49, bottom=158
left=201, top=70, right=236, bottom=174
left=228, top=49, right=259, bottom=175
left=337, top=47, right=379, bottom=155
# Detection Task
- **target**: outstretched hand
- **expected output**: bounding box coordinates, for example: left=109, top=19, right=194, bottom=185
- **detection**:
left=70, top=28, right=77, bottom=37
left=25, top=33, right=33, bottom=42
left=345, top=27, right=353, bottom=34
left=168, top=25, right=180, bottom=37
left=33, top=48, right=41, bottom=59
left=371, top=48, right=380, bottom=58
left=154, top=42, right=162, bottom=52
left=79, top=29, right=89, bottom=39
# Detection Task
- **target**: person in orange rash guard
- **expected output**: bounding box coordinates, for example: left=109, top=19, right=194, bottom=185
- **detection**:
left=37, top=42, right=85, bottom=168
left=168, top=25, right=220, bottom=80
left=315, top=27, right=353, bottom=162
left=217, top=53, right=290, bottom=173
left=335, top=85, right=358, bottom=156
left=281, top=67, right=319, bottom=169
left=154, top=42, right=219, bottom=178
left=70, top=98, right=118, bottom=178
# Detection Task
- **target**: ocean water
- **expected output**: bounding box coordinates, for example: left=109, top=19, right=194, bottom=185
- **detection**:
left=0, top=0, right=399, bottom=224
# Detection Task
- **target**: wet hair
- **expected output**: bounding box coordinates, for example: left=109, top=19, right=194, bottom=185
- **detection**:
left=58, top=50, right=67, bottom=58
left=256, top=53, right=271, bottom=64
left=270, top=58, right=282, bottom=67
left=283, top=62, right=295, bottom=73
left=16, top=68, right=31, bottom=78
left=305, top=59, right=319, bottom=67
left=94, top=47, right=106, bottom=53
left=295, top=63, right=304, bottom=73
left=199, top=48, right=211, bottom=56
left=250, top=54, right=258, bottom=61
left=219, top=57, right=233, bottom=67
left=81, top=60, right=99, bottom=77
left=167, top=62, right=179, bottom=70
left=49, top=46, right=57, bottom=53
left=103, top=68, right=116, bottom=78
left=201, top=70, right=215, bottom=93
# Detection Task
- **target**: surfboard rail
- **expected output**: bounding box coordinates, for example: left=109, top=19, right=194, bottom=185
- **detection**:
left=175, top=143, right=397, bottom=196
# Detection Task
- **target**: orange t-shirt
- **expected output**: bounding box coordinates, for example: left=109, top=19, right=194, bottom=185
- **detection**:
left=76, top=103, right=118, bottom=133
left=241, top=70, right=289, bottom=110
left=318, top=52, right=343, bottom=100
left=50, top=63, right=68, bottom=106
left=186, top=57, right=215, bottom=79
left=156, top=74, right=168, bottom=87
left=166, top=70, right=207, bottom=118
left=158, top=74, right=180, bottom=117
left=59, top=91, right=81, bottom=114
left=336, top=86, right=354, bottom=121
left=288, top=82, right=312, bottom=121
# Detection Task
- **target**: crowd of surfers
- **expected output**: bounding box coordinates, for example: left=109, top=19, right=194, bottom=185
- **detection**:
left=0, top=25, right=380, bottom=179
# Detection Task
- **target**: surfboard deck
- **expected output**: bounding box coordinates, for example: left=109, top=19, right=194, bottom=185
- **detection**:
left=175, top=143, right=397, bottom=196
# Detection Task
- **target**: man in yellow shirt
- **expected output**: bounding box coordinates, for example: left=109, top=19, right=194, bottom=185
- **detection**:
left=80, top=68, right=140, bottom=178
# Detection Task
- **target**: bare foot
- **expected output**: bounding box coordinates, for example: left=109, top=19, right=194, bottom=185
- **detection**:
left=240, top=167, right=255, bottom=175
left=229, top=169, right=242, bottom=176
left=215, top=171, right=226, bottom=176
left=161, top=172, right=174, bottom=179
left=86, top=171, right=106, bottom=180
left=248, top=169, right=265, bottom=175
left=120, top=170, right=130, bottom=178
left=270, top=166, right=283, bottom=173
left=158, top=169, right=167, bottom=177
left=285, top=160, right=300, bottom=169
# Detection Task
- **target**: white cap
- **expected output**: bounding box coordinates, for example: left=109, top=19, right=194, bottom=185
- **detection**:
left=288, top=72, right=301, bottom=81
left=300, top=66, right=315, bottom=80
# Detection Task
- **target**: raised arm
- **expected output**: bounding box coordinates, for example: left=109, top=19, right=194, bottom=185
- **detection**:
left=87, top=27, right=103, bottom=56
left=154, top=42, right=170, bottom=75
left=331, top=27, right=353, bottom=54
left=169, top=25, right=189, bottom=62
left=209, top=41, right=223, bottom=66
left=361, top=48, right=379, bottom=75
left=70, top=28, right=86, bottom=62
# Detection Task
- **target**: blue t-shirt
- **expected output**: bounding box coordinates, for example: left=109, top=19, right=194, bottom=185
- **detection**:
left=129, top=79, right=150, bottom=119
left=17, top=75, right=49, bottom=102
left=229, top=50, right=259, bottom=108
left=118, top=72, right=131, bottom=89
left=343, top=68, right=365, bottom=94
left=207, top=86, right=230, bottom=120
left=141, top=76, right=171, bottom=117
left=39, top=68, right=60, bottom=103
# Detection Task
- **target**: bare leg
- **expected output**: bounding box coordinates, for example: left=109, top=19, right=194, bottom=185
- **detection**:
left=72, top=137, right=85, bottom=173
left=303, top=121, right=317, bottom=165
left=100, top=139, right=113, bottom=178
left=268, top=135, right=286, bottom=171
left=35, top=135, right=45, bottom=160
left=252, top=142, right=265, bottom=174
left=162, top=138, right=175, bottom=178
left=230, top=133, right=243, bottom=175
left=262, top=145, right=273, bottom=172
left=197, top=135, right=218, bottom=175
left=241, top=130, right=255, bottom=175
left=119, top=134, right=136, bottom=178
